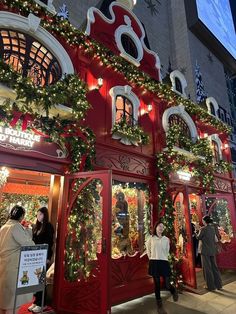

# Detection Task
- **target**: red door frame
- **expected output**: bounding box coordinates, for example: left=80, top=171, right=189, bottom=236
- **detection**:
left=54, top=170, right=112, bottom=314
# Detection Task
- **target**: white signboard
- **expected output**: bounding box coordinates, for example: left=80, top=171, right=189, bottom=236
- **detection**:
left=17, top=245, right=47, bottom=289
left=0, top=126, right=40, bottom=148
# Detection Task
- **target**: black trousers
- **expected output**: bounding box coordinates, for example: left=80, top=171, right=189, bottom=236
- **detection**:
left=34, top=289, right=47, bottom=307
left=153, top=276, right=176, bottom=300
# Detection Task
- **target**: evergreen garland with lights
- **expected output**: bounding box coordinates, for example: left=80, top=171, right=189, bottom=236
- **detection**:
left=0, top=0, right=232, bottom=283
left=157, top=125, right=232, bottom=286
left=65, top=179, right=102, bottom=281
left=0, top=0, right=231, bottom=135
left=0, top=60, right=95, bottom=172
left=111, top=118, right=149, bottom=146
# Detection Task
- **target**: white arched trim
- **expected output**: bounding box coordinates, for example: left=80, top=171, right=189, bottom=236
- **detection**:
left=209, top=134, right=223, bottom=160
left=86, top=2, right=161, bottom=80
left=109, top=85, right=140, bottom=145
left=0, top=11, right=74, bottom=75
left=115, top=15, right=143, bottom=66
left=162, top=104, right=198, bottom=142
left=170, top=70, right=187, bottom=98
left=206, top=97, right=219, bottom=117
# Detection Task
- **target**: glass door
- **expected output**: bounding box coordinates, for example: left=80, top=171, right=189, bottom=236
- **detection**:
left=54, top=171, right=112, bottom=314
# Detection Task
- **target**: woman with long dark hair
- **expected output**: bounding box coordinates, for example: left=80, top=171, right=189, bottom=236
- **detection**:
left=28, top=207, right=54, bottom=313
left=0, top=205, right=35, bottom=314
left=146, top=221, right=178, bottom=314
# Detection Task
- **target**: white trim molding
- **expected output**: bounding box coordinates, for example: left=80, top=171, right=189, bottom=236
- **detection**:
left=162, top=104, right=198, bottom=142
left=109, top=85, right=140, bottom=145
left=206, top=97, right=219, bottom=117
left=209, top=134, right=223, bottom=160
left=169, top=70, right=187, bottom=98
left=0, top=11, right=74, bottom=75
left=86, top=2, right=161, bottom=80
left=114, top=15, right=143, bottom=66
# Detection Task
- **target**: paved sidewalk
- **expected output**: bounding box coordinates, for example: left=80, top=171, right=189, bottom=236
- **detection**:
left=111, top=281, right=236, bottom=314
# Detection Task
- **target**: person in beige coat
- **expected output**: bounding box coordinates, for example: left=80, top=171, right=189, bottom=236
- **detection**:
left=0, top=205, right=35, bottom=314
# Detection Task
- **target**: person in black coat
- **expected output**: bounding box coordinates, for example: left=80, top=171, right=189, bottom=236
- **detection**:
left=28, top=207, right=54, bottom=313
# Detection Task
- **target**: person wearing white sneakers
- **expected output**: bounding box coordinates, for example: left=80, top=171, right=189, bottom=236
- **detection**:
left=28, top=207, right=54, bottom=313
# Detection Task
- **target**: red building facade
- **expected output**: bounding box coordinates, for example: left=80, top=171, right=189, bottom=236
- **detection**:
left=0, top=1, right=236, bottom=314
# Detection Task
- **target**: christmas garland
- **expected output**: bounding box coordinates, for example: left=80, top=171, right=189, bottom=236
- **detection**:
left=0, top=0, right=231, bottom=135
left=157, top=125, right=232, bottom=285
left=65, top=179, right=102, bottom=281
left=0, top=60, right=95, bottom=172
left=111, top=118, right=149, bottom=145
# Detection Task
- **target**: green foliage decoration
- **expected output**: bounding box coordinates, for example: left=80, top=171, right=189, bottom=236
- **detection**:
left=156, top=125, right=232, bottom=286
left=1, top=0, right=231, bottom=135
left=0, top=60, right=95, bottom=173
left=65, top=179, right=102, bottom=281
left=111, top=118, right=149, bottom=145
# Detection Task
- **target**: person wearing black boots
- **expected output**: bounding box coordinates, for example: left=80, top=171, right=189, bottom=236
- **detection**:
left=146, top=221, right=178, bottom=314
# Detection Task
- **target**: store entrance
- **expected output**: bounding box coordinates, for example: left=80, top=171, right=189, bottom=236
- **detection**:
left=0, top=166, right=61, bottom=312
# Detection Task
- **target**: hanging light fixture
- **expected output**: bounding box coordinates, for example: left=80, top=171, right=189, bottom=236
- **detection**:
left=0, top=167, right=9, bottom=187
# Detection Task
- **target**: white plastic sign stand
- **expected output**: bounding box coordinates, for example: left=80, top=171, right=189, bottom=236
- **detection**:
left=13, top=244, right=48, bottom=314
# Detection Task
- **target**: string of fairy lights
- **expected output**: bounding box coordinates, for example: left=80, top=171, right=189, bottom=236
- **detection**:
left=157, top=124, right=231, bottom=285
left=0, top=60, right=95, bottom=173
left=0, top=0, right=232, bottom=283
left=0, top=0, right=231, bottom=135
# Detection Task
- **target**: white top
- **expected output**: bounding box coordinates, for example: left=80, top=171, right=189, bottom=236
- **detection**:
left=146, top=235, right=170, bottom=261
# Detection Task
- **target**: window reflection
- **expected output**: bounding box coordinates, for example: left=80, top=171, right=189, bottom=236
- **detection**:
left=112, top=181, right=150, bottom=258
left=207, top=198, right=233, bottom=243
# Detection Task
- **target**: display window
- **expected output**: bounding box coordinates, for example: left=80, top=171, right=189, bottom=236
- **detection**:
left=205, top=197, right=233, bottom=243
left=111, top=180, right=151, bottom=259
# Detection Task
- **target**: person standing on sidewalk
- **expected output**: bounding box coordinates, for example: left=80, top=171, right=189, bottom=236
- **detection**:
left=146, top=221, right=178, bottom=314
left=197, top=215, right=222, bottom=291
left=0, top=205, right=35, bottom=314
left=28, top=207, right=54, bottom=313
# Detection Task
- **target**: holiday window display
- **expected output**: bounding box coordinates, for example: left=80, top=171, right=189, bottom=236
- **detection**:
left=111, top=182, right=150, bottom=259
left=205, top=198, right=233, bottom=243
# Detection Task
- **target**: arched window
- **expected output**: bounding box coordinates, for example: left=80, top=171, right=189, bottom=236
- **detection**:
left=169, top=114, right=191, bottom=149
left=116, top=95, right=134, bottom=126
left=209, top=102, right=216, bottom=116
left=212, top=140, right=220, bottom=163
left=120, top=34, right=138, bottom=59
left=0, top=29, right=62, bottom=86
left=175, top=77, right=183, bottom=94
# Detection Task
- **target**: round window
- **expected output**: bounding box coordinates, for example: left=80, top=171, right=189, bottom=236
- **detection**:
left=120, top=33, right=138, bottom=59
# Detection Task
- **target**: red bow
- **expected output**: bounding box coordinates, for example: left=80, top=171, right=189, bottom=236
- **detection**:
left=10, top=112, right=33, bottom=131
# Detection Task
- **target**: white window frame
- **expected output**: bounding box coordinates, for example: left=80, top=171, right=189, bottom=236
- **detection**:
left=109, top=85, right=140, bottom=145
left=114, top=15, right=143, bottom=66
left=206, top=97, right=219, bottom=117
left=0, top=12, right=74, bottom=76
left=169, top=70, right=187, bottom=98
left=209, top=134, right=223, bottom=161
left=162, top=104, right=198, bottom=142
left=85, top=2, right=161, bottom=80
